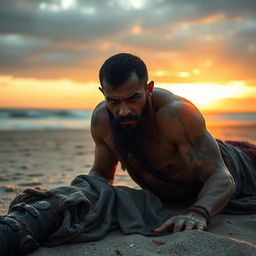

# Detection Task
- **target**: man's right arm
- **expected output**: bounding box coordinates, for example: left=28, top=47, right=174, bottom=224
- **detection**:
left=88, top=102, right=119, bottom=184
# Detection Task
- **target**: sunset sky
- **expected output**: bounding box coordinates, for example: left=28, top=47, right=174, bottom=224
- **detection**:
left=0, top=0, right=256, bottom=112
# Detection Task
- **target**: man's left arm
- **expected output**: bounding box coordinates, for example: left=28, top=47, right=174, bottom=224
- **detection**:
left=154, top=104, right=236, bottom=233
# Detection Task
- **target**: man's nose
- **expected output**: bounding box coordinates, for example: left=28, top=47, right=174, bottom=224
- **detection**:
left=118, top=103, right=131, bottom=117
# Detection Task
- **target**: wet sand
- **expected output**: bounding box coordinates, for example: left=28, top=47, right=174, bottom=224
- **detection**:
left=0, top=129, right=256, bottom=255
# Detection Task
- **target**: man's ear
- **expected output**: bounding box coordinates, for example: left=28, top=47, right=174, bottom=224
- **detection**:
left=98, top=87, right=105, bottom=95
left=146, top=81, right=154, bottom=96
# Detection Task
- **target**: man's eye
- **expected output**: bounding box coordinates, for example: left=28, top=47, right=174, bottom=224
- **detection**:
left=108, top=100, right=119, bottom=106
left=128, top=96, right=140, bottom=103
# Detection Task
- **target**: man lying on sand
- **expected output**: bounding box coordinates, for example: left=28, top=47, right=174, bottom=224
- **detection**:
left=1, top=53, right=256, bottom=255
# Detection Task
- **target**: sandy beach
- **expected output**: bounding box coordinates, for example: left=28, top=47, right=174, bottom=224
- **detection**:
left=0, top=130, right=95, bottom=215
left=0, top=129, right=256, bottom=255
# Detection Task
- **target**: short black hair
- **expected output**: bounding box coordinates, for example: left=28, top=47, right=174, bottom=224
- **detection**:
left=99, top=53, right=148, bottom=88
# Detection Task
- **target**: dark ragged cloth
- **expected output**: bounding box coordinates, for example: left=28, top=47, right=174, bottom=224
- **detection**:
left=217, top=140, right=256, bottom=214
left=9, top=175, right=170, bottom=247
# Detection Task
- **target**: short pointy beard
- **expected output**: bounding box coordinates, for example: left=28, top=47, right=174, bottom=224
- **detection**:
left=107, top=98, right=150, bottom=165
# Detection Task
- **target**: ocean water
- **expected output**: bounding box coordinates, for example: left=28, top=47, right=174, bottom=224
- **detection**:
left=204, top=112, right=256, bottom=143
left=0, top=109, right=255, bottom=142
left=0, top=109, right=92, bottom=130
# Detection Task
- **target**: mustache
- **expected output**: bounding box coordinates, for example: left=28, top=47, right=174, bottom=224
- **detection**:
left=114, top=115, right=140, bottom=123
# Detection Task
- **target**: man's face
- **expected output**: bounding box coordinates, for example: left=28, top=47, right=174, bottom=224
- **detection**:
left=100, top=73, right=154, bottom=160
left=100, top=73, right=149, bottom=128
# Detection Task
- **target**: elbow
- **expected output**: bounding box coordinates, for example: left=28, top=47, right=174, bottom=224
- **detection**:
left=88, top=170, right=114, bottom=184
left=88, top=169, right=97, bottom=176
left=88, top=170, right=102, bottom=178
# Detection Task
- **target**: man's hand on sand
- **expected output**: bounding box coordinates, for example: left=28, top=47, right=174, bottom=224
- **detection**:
left=153, top=212, right=207, bottom=233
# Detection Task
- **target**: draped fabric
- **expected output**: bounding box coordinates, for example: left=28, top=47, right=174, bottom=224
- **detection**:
left=217, top=140, right=256, bottom=214
left=9, top=175, right=170, bottom=246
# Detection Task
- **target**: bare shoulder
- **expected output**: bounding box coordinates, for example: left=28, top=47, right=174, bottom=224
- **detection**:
left=153, top=88, right=206, bottom=142
left=91, top=101, right=110, bottom=140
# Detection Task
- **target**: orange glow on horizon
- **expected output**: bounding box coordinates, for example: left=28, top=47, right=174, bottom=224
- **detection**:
left=0, top=76, right=103, bottom=110
left=0, top=76, right=255, bottom=112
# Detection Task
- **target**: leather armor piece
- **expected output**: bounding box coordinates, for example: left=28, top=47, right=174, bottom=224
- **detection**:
left=0, top=200, right=60, bottom=256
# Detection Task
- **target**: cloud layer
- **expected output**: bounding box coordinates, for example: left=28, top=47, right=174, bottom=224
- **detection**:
left=0, top=0, right=256, bottom=84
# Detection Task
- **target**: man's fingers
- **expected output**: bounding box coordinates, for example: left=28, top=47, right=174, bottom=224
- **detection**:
left=196, top=222, right=206, bottom=231
left=154, top=218, right=174, bottom=233
left=173, top=219, right=186, bottom=233
left=154, top=215, right=208, bottom=233
left=184, top=220, right=195, bottom=231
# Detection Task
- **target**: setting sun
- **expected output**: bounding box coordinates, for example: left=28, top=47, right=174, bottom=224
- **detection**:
left=159, top=81, right=256, bottom=111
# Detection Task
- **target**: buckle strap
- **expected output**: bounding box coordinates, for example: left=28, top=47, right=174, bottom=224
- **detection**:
left=10, top=203, right=40, bottom=217
left=19, top=235, right=39, bottom=255
left=0, top=216, right=21, bottom=231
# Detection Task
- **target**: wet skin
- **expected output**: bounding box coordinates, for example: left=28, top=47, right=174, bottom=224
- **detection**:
left=89, top=73, right=236, bottom=233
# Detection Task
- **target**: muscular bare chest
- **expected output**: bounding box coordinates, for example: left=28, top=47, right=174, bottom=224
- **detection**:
left=104, top=130, right=201, bottom=200
left=105, top=131, right=191, bottom=178
left=145, top=136, right=191, bottom=179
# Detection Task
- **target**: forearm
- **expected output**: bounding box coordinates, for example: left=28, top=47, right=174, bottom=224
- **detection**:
left=154, top=172, right=234, bottom=233
left=190, top=171, right=236, bottom=217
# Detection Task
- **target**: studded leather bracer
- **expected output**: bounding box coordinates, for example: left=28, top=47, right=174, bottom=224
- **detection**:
left=0, top=200, right=60, bottom=256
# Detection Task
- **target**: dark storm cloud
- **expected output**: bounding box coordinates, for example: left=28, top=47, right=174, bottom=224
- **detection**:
left=0, top=0, right=255, bottom=82
left=0, top=0, right=139, bottom=42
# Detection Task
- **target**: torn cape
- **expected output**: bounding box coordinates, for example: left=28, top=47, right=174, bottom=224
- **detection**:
left=9, top=175, right=170, bottom=247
